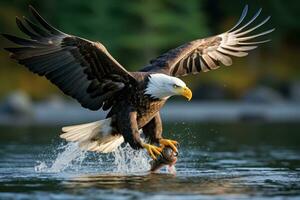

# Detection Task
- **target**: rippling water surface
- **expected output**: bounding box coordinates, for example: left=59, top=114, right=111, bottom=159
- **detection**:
left=0, top=123, right=299, bottom=199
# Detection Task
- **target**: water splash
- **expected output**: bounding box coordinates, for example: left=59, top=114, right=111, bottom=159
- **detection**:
left=50, top=143, right=86, bottom=172
left=112, top=144, right=150, bottom=173
left=35, top=142, right=151, bottom=174
left=35, top=142, right=86, bottom=173
left=34, top=161, right=48, bottom=172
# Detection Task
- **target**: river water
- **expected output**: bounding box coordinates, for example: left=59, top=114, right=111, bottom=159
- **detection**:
left=0, top=123, right=299, bottom=199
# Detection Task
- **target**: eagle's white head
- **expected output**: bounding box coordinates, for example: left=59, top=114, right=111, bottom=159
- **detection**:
left=145, top=73, right=192, bottom=100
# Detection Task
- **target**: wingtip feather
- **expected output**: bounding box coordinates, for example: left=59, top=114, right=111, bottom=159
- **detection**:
left=28, top=5, right=36, bottom=13
left=230, top=7, right=263, bottom=34
left=1, top=33, right=17, bottom=42
left=228, top=5, right=249, bottom=32
left=28, top=4, right=63, bottom=35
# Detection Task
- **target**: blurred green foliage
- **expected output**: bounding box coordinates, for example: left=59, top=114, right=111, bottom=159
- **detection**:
left=0, top=0, right=299, bottom=99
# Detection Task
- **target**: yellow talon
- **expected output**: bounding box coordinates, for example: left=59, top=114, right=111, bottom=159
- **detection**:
left=142, top=143, right=162, bottom=160
left=159, top=138, right=178, bottom=153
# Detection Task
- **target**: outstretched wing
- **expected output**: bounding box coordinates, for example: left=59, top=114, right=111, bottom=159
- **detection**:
left=141, top=5, right=274, bottom=77
left=2, top=6, right=136, bottom=111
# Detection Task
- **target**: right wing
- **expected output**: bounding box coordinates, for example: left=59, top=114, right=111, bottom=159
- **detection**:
left=141, top=5, right=274, bottom=77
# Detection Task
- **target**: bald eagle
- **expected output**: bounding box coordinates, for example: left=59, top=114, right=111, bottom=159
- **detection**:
left=2, top=5, right=273, bottom=159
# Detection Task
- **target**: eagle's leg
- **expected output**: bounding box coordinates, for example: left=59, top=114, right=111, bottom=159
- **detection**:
left=143, top=113, right=162, bottom=144
left=143, top=113, right=178, bottom=153
left=142, top=113, right=164, bottom=159
left=118, top=109, right=162, bottom=160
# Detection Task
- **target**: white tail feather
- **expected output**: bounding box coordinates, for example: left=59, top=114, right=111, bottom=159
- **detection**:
left=60, top=118, right=124, bottom=153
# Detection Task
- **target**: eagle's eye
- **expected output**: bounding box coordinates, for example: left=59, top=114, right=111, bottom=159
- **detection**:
left=173, top=84, right=180, bottom=88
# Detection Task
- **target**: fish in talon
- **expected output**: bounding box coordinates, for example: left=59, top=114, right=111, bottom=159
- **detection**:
left=150, top=146, right=178, bottom=174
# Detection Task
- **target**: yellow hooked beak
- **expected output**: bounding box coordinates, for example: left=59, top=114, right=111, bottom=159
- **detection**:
left=177, top=86, right=192, bottom=101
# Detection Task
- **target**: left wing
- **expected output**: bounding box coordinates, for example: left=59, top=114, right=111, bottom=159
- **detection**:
left=2, top=6, right=136, bottom=111
left=141, top=5, right=274, bottom=77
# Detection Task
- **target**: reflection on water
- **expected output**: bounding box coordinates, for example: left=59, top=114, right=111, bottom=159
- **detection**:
left=66, top=173, right=241, bottom=195
left=0, top=123, right=300, bottom=199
